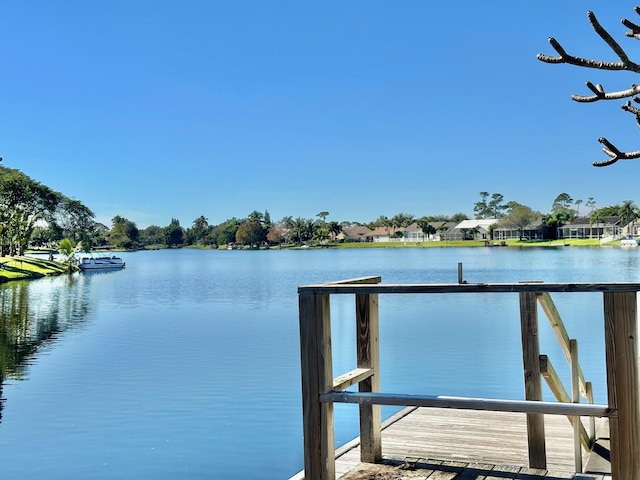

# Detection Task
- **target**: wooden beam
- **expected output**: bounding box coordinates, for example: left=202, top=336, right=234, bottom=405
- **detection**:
left=539, top=355, right=591, bottom=450
left=299, top=292, right=335, bottom=480
left=570, top=339, right=582, bottom=473
left=537, top=292, right=587, bottom=397
left=298, top=282, right=640, bottom=295
left=356, top=291, right=382, bottom=463
left=332, top=368, right=373, bottom=391
left=603, top=291, right=640, bottom=480
left=320, top=391, right=610, bottom=416
left=520, top=292, right=546, bottom=469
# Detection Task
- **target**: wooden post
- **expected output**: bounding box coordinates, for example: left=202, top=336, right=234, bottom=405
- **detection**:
left=519, top=291, right=546, bottom=469
left=570, top=339, right=582, bottom=473
left=299, top=292, right=335, bottom=480
left=356, top=292, right=382, bottom=463
left=603, top=292, right=640, bottom=480
left=586, top=381, right=595, bottom=445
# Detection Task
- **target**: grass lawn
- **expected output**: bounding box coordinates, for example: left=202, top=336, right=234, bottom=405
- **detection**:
left=336, top=238, right=608, bottom=248
left=0, top=256, right=70, bottom=282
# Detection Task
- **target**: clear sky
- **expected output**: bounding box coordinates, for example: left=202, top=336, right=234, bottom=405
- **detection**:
left=2, top=1, right=640, bottom=228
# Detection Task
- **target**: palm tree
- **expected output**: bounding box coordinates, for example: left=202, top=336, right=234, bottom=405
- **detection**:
left=327, top=221, right=342, bottom=241
left=437, top=225, right=449, bottom=242
left=57, top=238, right=76, bottom=271
left=618, top=200, right=638, bottom=235
left=589, top=209, right=605, bottom=239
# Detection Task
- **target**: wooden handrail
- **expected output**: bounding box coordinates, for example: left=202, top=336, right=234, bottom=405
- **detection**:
left=299, top=282, right=640, bottom=295
left=536, top=292, right=588, bottom=398
left=332, top=368, right=373, bottom=391
left=539, top=355, right=591, bottom=450
left=321, top=391, right=611, bottom=416
left=298, top=281, right=640, bottom=480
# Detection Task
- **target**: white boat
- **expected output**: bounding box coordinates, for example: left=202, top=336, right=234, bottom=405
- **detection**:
left=620, top=239, right=639, bottom=248
left=79, top=255, right=126, bottom=270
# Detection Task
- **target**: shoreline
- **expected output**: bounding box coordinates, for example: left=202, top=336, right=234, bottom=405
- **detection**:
left=0, top=238, right=619, bottom=283
left=0, top=256, right=70, bottom=283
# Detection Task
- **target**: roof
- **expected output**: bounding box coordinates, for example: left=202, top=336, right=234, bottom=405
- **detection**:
left=341, top=226, right=372, bottom=237
left=455, top=219, right=499, bottom=231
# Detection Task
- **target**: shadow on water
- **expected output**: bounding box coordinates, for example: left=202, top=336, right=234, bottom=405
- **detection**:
left=0, top=274, right=94, bottom=423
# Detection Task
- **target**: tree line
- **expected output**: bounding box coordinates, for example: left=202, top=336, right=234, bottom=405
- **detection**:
left=2, top=165, right=640, bottom=254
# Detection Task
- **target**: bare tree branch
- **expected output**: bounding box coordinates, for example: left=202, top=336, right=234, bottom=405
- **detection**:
left=594, top=137, right=640, bottom=167
left=622, top=100, right=640, bottom=128
left=537, top=11, right=640, bottom=71
left=571, top=82, right=640, bottom=102
left=538, top=8, right=640, bottom=166
left=623, top=6, right=640, bottom=39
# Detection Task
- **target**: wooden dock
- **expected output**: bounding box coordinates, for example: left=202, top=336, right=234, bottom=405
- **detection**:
left=297, top=279, right=637, bottom=479
left=291, top=406, right=611, bottom=479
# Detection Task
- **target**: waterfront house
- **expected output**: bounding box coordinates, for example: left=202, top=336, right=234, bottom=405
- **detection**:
left=337, top=226, right=373, bottom=242
left=443, top=219, right=498, bottom=241
left=556, top=216, right=621, bottom=240
left=368, top=226, right=400, bottom=242
left=493, top=217, right=548, bottom=241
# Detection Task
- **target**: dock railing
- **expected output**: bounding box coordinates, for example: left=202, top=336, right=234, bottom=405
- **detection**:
left=298, top=278, right=640, bottom=480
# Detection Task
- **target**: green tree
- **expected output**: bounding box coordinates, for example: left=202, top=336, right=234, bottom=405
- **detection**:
left=391, top=213, right=415, bottom=228
left=589, top=208, right=606, bottom=239
left=247, top=210, right=263, bottom=224
left=139, top=225, right=165, bottom=246
left=474, top=192, right=507, bottom=218
left=449, top=212, right=469, bottom=223
left=164, top=218, right=184, bottom=247
left=236, top=221, right=264, bottom=247
left=618, top=200, right=639, bottom=230
left=212, top=218, right=240, bottom=246
left=316, top=211, right=329, bottom=224
left=109, top=216, right=139, bottom=249
left=574, top=199, right=583, bottom=216
left=263, top=210, right=272, bottom=229
left=498, top=203, right=540, bottom=240
left=549, top=193, right=577, bottom=225
left=437, top=224, right=449, bottom=238
left=57, top=238, right=76, bottom=271
left=416, top=216, right=436, bottom=240
left=290, top=217, right=315, bottom=245
left=327, top=221, right=342, bottom=240
left=190, top=216, right=210, bottom=245
left=0, top=167, right=63, bottom=256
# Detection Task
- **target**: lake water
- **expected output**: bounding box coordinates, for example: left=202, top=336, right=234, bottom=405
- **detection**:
left=0, top=246, right=639, bottom=479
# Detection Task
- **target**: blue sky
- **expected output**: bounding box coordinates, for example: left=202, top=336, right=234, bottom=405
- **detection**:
left=2, top=1, right=640, bottom=228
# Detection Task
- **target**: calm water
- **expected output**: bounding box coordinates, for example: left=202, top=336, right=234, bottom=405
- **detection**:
left=0, top=246, right=639, bottom=479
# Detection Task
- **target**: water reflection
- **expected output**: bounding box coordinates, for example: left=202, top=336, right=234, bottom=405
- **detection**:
left=0, top=274, right=93, bottom=421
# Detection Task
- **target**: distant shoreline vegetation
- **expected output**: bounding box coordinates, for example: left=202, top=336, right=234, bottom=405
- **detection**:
left=215, top=238, right=604, bottom=250
left=0, top=238, right=612, bottom=284
left=0, top=164, right=634, bottom=255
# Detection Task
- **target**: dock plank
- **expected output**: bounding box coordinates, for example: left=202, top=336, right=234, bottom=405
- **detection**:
left=290, top=406, right=610, bottom=479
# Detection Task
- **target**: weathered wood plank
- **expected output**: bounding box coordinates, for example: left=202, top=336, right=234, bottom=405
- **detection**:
left=299, top=282, right=640, bottom=295
left=324, top=276, right=382, bottom=285
left=299, top=292, right=335, bottom=480
left=537, top=292, right=587, bottom=397
left=570, top=339, right=582, bottom=473
left=339, top=408, right=603, bottom=475
left=540, top=355, right=591, bottom=450
left=333, top=368, right=373, bottom=392
left=356, top=291, right=381, bottom=463
left=321, top=391, right=610, bottom=417
left=603, top=292, right=640, bottom=480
